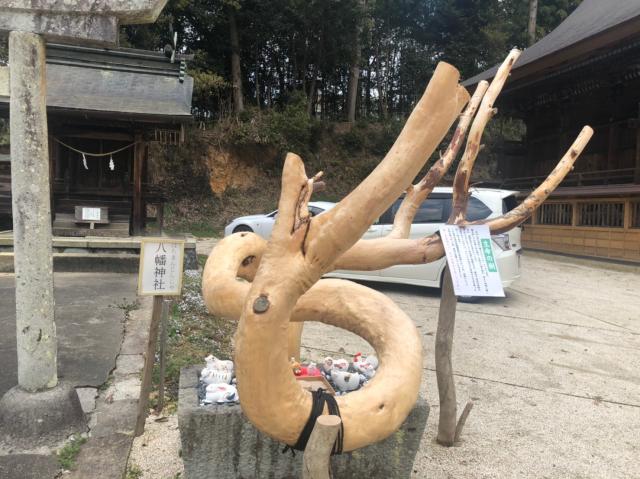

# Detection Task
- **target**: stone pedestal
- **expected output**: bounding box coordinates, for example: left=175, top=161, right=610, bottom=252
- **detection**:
left=0, top=382, right=86, bottom=448
left=178, top=366, right=429, bottom=479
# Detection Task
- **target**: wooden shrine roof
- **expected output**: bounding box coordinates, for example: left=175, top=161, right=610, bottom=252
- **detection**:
left=0, top=43, right=193, bottom=122
left=464, top=0, right=640, bottom=88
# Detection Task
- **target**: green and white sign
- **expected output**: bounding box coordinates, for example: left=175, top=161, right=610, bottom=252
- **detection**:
left=439, top=224, right=505, bottom=297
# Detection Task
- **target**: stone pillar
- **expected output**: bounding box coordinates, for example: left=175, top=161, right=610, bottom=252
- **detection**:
left=9, top=31, right=57, bottom=392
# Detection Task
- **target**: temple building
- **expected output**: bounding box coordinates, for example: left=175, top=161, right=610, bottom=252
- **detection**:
left=0, top=42, right=193, bottom=236
left=465, top=0, right=640, bottom=262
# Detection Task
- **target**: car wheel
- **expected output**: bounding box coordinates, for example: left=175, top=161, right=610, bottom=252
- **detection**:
left=233, top=225, right=253, bottom=233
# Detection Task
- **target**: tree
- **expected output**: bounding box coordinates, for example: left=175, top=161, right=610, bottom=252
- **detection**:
left=528, top=0, right=538, bottom=45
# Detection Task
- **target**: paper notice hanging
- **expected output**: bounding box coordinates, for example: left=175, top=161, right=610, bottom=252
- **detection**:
left=439, top=224, right=505, bottom=297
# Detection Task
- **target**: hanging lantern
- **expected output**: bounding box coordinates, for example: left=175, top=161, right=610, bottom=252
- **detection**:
left=109, top=154, right=115, bottom=171
left=82, top=153, right=89, bottom=170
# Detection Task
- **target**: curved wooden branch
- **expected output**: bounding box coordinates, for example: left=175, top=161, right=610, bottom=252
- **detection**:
left=202, top=53, right=593, bottom=456
left=205, top=63, right=468, bottom=452
left=333, top=127, right=592, bottom=271
left=478, top=126, right=594, bottom=233
left=449, top=49, right=522, bottom=224
left=388, top=80, right=489, bottom=239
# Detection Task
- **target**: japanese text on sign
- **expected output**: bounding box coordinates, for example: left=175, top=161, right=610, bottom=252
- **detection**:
left=439, top=225, right=505, bottom=297
left=138, top=239, right=185, bottom=296
left=82, top=207, right=101, bottom=221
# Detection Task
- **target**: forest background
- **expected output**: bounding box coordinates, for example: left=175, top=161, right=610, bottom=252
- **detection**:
left=0, top=1, right=583, bottom=235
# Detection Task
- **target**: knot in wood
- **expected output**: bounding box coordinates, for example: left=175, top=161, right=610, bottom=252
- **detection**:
left=253, top=294, right=270, bottom=314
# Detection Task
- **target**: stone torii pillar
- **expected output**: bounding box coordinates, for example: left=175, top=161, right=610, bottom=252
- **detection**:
left=0, top=0, right=167, bottom=444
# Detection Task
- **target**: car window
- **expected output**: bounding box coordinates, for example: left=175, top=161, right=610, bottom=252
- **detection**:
left=379, top=194, right=491, bottom=224
left=466, top=197, right=492, bottom=221
left=267, top=206, right=324, bottom=219
left=308, top=206, right=324, bottom=217
left=502, top=195, right=518, bottom=214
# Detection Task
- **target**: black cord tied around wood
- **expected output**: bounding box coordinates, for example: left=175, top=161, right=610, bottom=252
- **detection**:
left=282, top=388, right=344, bottom=456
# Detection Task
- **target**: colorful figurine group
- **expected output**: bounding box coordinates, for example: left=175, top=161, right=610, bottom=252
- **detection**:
left=291, top=353, right=379, bottom=394
left=200, top=355, right=239, bottom=404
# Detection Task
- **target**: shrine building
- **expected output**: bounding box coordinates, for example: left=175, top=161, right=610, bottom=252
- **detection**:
left=465, top=0, right=640, bottom=263
left=0, top=42, right=193, bottom=237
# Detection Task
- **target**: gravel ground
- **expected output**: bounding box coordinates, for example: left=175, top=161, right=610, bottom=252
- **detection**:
left=130, top=249, right=640, bottom=478
left=128, top=414, right=183, bottom=479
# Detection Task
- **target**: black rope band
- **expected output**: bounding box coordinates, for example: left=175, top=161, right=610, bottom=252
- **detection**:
left=282, top=388, right=344, bottom=456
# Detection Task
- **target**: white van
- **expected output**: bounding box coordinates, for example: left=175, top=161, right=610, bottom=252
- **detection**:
left=224, top=187, right=522, bottom=290
left=326, top=187, right=522, bottom=289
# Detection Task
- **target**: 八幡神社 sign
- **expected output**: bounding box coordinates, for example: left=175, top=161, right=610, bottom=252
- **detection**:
left=439, top=224, right=505, bottom=297
left=138, top=239, right=185, bottom=296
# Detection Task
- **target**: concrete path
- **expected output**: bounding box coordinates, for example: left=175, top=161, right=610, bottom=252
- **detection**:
left=300, top=252, right=640, bottom=478
left=0, top=273, right=138, bottom=398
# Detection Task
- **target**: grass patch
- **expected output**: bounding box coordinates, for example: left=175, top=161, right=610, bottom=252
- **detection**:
left=125, top=464, right=143, bottom=479
left=57, top=435, right=87, bottom=470
left=151, top=269, right=235, bottom=410
left=113, top=298, right=141, bottom=321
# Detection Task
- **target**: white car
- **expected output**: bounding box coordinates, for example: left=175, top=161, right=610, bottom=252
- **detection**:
left=224, top=188, right=522, bottom=290
left=224, top=201, right=337, bottom=237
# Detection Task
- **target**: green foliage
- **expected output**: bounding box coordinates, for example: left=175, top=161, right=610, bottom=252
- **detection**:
left=57, top=435, right=87, bottom=470
left=125, top=464, right=144, bottom=479
left=210, top=91, right=318, bottom=155
left=121, top=0, right=582, bottom=120
left=151, top=270, right=235, bottom=408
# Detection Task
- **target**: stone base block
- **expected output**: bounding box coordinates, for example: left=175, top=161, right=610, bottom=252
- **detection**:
left=178, top=366, right=428, bottom=479
left=0, top=382, right=86, bottom=448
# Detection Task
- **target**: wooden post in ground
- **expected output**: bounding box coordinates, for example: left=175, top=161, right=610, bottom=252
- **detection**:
left=302, top=415, right=342, bottom=479
left=135, top=295, right=164, bottom=436
left=156, top=300, right=169, bottom=413
left=435, top=267, right=460, bottom=446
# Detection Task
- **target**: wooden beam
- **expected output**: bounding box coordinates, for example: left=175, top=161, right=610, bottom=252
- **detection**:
left=635, top=118, right=640, bottom=183
left=132, top=133, right=144, bottom=235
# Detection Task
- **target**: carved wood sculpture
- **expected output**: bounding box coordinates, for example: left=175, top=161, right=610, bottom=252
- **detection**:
left=202, top=50, right=593, bottom=453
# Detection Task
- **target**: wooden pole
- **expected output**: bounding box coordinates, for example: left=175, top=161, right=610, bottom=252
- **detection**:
left=135, top=295, right=164, bottom=436
left=436, top=267, right=458, bottom=446
left=132, top=133, right=144, bottom=236
left=156, top=300, right=169, bottom=413
left=302, top=415, right=342, bottom=479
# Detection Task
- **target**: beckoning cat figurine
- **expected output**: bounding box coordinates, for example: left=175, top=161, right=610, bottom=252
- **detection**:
left=331, top=370, right=360, bottom=392
left=205, top=383, right=238, bottom=404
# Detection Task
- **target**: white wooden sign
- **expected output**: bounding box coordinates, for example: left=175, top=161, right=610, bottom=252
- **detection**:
left=138, top=238, right=185, bottom=296
left=439, top=224, right=505, bottom=297
left=82, top=207, right=102, bottom=221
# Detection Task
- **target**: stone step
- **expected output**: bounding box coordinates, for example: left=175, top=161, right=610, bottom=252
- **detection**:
left=0, top=252, right=139, bottom=273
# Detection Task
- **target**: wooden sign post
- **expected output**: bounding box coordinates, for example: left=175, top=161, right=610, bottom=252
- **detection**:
left=136, top=238, right=185, bottom=434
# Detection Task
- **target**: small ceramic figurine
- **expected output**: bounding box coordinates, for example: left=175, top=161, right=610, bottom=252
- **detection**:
left=201, top=368, right=233, bottom=385
left=353, top=353, right=377, bottom=379
left=290, top=357, right=308, bottom=376
left=322, top=357, right=334, bottom=374
left=204, top=355, right=234, bottom=373
left=201, top=355, right=235, bottom=385
left=332, top=358, right=350, bottom=371
left=305, top=362, right=322, bottom=377
left=330, top=370, right=360, bottom=392
left=205, top=383, right=238, bottom=404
